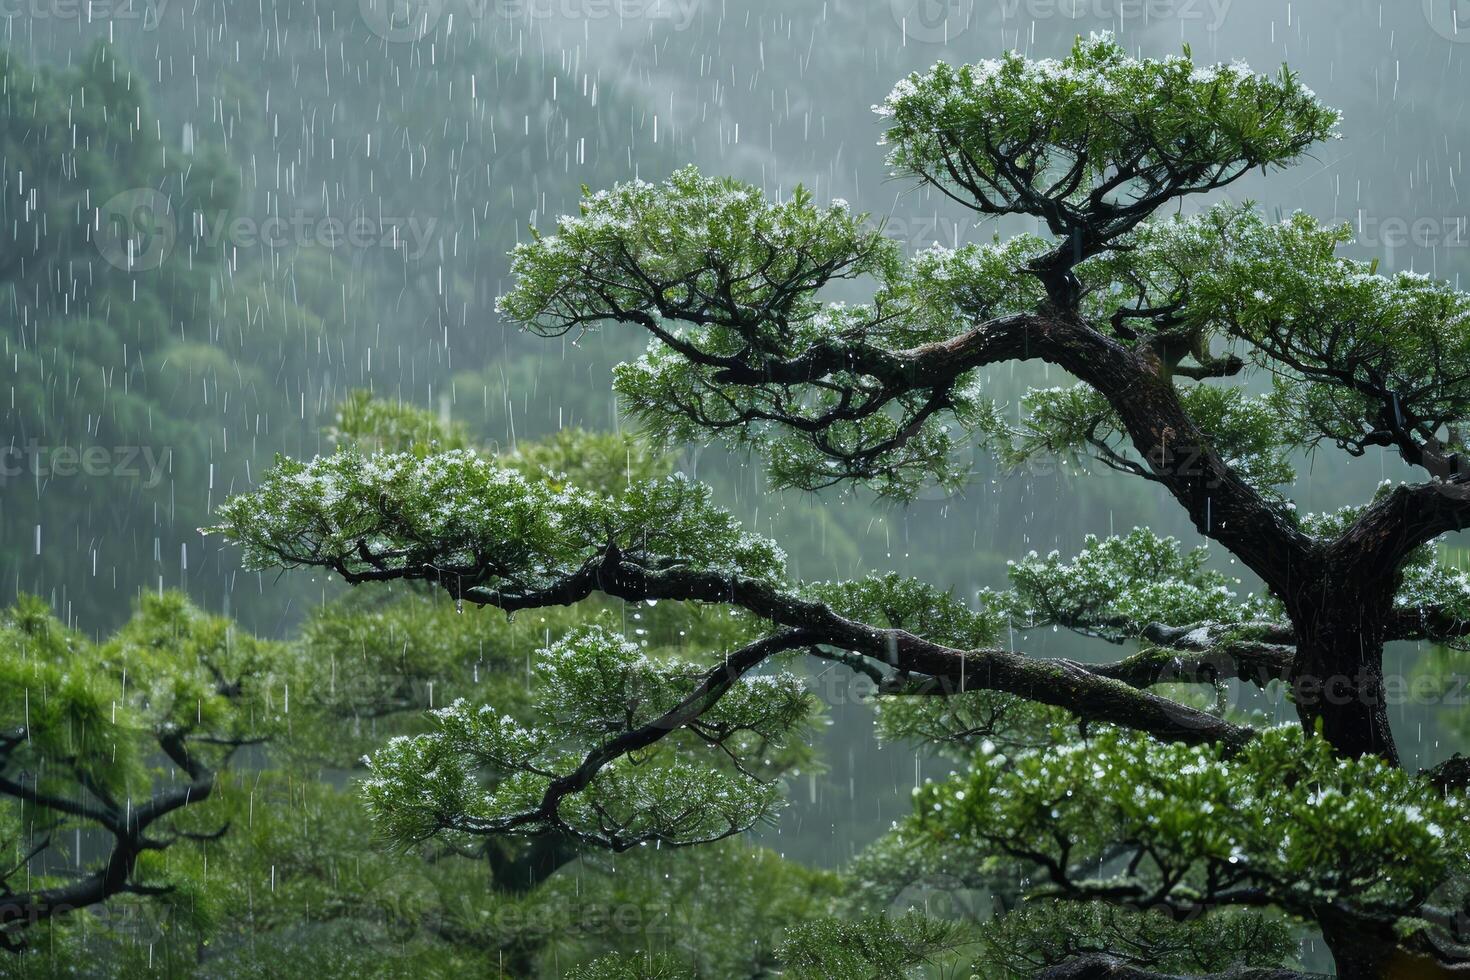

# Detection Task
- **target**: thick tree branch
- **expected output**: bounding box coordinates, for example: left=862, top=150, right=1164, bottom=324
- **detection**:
left=1091, top=642, right=1293, bottom=692
left=344, top=553, right=1257, bottom=751
left=482, top=834, right=582, bottom=894
left=1332, top=478, right=1470, bottom=577
left=0, top=750, right=217, bottom=947
left=1388, top=605, right=1470, bottom=644
left=1422, top=755, right=1470, bottom=795
left=674, top=308, right=1317, bottom=601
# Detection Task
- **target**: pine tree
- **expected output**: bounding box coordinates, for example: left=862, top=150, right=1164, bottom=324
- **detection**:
left=214, top=36, right=1470, bottom=977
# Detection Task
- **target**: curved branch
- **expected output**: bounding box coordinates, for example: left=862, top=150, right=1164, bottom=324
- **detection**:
left=437, top=558, right=1255, bottom=751
left=1091, top=642, right=1293, bottom=692
left=666, top=309, right=1317, bottom=601
left=1422, top=755, right=1470, bottom=795
left=1333, top=478, right=1470, bottom=577
left=451, top=629, right=817, bottom=841
left=1387, top=605, right=1470, bottom=645
left=0, top=747, right=217, bottom=947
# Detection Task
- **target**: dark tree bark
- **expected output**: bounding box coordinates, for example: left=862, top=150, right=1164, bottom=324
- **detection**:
left=485, top=833, right=581, bottom=894
left=1317, top=914, right=1403, bottom=980
left=1285, top=568, right=1401, bottom=764
left=0, top=732, right=219, bottom=949
left=251, top=286, right=1470, bottom=971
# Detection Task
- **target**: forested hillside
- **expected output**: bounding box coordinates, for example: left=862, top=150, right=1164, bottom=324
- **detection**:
left=4, top=3, right=1470, bottom=976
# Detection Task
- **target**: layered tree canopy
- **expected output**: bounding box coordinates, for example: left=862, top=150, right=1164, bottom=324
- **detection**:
left=0, top=418, right=864, bottom=979
left=0, top=592, right=283, bottom=952
left=208, top=34, right=1470, bottom=979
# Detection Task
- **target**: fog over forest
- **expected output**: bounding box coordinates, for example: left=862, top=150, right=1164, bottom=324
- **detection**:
left=3, top=1, right=1470, bottom=976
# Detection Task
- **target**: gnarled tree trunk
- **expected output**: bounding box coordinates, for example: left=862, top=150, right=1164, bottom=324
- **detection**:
left=1286, top=570, right=1400, bottom=765
left=1318, top=914, right=1401, bottom=980
left=1286, top=570, right=1409, bottom=972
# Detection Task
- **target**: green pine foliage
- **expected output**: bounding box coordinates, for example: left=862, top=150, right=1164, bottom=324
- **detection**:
left=197, top=32, right=1470, bottom=978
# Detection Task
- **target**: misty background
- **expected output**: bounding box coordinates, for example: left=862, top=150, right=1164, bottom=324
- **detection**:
left=3, top=0, right=1466, bottom=871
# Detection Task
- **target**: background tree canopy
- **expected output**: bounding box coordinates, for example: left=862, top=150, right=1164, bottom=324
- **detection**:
left=5, top=2, right=1470, bottom=978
